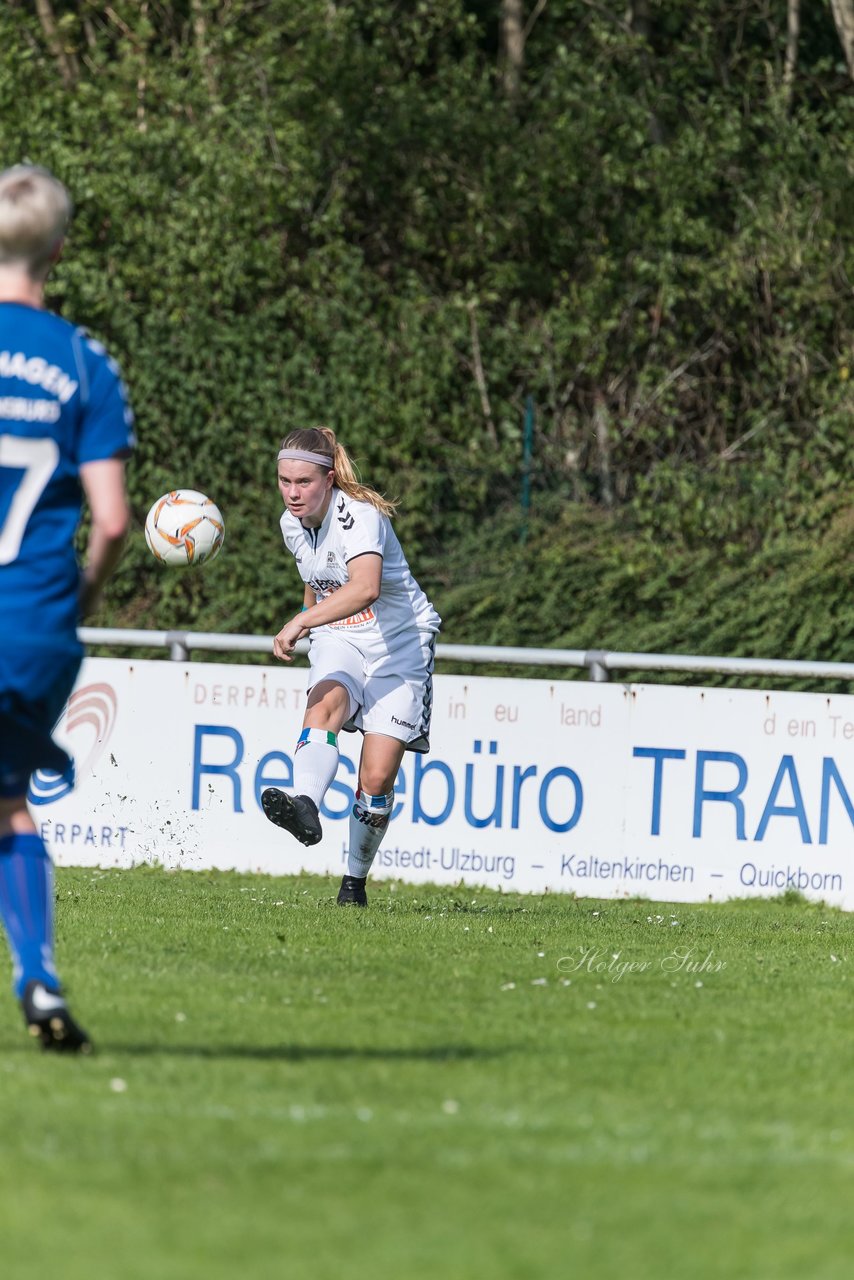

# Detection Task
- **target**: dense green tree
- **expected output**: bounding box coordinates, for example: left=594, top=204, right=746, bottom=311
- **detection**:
left=0, top=1, right=851, bottom=662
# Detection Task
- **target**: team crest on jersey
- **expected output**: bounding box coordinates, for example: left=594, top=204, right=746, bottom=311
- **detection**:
left=327, top=551, right=337, bottom=568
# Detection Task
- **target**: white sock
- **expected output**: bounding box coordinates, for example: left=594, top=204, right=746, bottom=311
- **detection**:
left=293, top=727, right=340, bottom=807
left=347, top=789, right=394, bottom=878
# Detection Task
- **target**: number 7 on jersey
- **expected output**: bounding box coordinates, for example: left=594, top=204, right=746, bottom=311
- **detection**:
left=0, top=434, right=60, bottom=566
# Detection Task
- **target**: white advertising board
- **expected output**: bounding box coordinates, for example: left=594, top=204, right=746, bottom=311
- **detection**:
left=28, top=657, right=854, bottom=908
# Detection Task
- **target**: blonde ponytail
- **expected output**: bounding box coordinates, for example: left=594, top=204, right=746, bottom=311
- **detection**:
left=279, top=426, right=397, bottom=517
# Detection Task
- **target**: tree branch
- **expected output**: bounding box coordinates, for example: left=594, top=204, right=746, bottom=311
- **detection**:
left=35, top=0, right=78, bottom=89
left=467, top=301, right=498, bottom=445
left=523, top=0, right=548, bottom=43
left=593, top=392, right=614, bottom=507
left=829, top=0, right=854, bottom=79
left=191, top=0, right=218, bottom=98
left=499, top=0, right=524, bottom=98
left=783, top=0, right=800, bottom=107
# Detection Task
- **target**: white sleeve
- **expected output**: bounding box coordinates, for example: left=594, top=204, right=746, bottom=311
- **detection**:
left=280, top=512, right=296, bottom=551
left=337, top=498, right=386, bottom=561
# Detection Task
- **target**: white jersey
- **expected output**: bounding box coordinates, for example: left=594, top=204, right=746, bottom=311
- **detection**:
left=280, top=489, right=441, bottom=651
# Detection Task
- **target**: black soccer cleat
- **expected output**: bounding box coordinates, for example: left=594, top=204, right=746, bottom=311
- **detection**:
left=261, top=788, right=323, bottom=847
left=337, top=875, right=368, bottom=907
left=20, top=980, right=93, bottom=1054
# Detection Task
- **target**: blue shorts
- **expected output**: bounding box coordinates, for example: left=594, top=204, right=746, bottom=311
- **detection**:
left=0, top=647, right=81, bottom=798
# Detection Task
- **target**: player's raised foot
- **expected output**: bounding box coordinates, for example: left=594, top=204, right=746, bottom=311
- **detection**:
left=20, top=981, right=93, bottom=1054
left=337, top=875, right=368, bottom=907
left=261, top=788, right=323, bottom=847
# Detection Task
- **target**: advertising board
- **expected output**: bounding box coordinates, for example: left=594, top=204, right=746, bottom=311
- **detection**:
left=31, top=658, right=854, bottom=906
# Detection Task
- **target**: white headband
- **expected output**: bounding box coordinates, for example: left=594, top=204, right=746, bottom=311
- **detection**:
left=277, top=448, right=334, bottom=469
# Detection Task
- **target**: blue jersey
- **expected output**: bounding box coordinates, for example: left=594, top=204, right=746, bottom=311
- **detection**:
left=0, top=302, right=134, bottom=654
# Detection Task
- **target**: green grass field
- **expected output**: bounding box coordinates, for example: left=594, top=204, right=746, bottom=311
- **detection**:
left=1, top=868, right=854, bottom=1280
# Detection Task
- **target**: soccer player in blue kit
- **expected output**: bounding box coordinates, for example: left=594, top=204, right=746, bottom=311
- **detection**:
left=0, top=165, right=134, bottom=1052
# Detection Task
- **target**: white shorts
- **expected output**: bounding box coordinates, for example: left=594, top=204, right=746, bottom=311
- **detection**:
left=307, top=628, right=436, bottom=753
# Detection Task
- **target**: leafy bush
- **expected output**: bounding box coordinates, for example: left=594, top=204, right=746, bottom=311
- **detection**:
left=0, top=1, right=850, bottom=660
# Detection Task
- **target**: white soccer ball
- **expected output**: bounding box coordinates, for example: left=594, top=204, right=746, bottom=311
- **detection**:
left=144, top=490, right=224, bottom=567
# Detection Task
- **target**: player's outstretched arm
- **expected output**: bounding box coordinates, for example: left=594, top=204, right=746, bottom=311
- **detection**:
left=273, top=554, right=381, bottom=661
left=79, top=458, right=130, bottom=618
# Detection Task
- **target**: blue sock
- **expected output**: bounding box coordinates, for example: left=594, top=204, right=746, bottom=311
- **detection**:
left=0, top=833, right=59, bottom=999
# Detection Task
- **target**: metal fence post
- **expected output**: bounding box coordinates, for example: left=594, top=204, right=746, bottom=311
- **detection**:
left=584, top=650, right=610, bottom=682
left=166, top=632, right=190, bottom=661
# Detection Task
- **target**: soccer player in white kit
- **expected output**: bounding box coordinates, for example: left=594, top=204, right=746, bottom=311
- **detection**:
left=262, top=426, right=441, bottom=906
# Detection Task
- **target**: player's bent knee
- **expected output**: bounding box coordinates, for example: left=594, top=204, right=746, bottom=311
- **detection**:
left=306, top=679, right=355, bottom=727
left=358, top=770, right=396, bottom=796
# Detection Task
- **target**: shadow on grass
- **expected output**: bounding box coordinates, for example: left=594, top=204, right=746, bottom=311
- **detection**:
left=103, top=1042, right=517, bottom=1062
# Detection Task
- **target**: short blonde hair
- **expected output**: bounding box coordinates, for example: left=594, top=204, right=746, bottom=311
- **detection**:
left=0, top=165, right=71, bottom=280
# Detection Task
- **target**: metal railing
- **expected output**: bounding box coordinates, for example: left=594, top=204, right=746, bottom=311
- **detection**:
left=78, top=628, right=854, bottom=684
